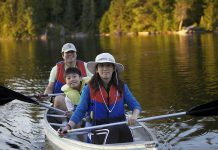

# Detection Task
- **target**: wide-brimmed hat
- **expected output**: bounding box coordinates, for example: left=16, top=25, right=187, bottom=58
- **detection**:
left=61, top=43, right=77, bottom=53
left=87, top=53, right=124, bottom=74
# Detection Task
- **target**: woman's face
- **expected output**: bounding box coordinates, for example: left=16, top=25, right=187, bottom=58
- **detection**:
left=96, top=63, right=114, bottom=82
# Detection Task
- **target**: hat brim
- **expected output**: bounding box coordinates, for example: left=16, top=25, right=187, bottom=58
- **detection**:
left=87, top=62, right=124, bottom=74
left=61, top=49, right=77, bottom=53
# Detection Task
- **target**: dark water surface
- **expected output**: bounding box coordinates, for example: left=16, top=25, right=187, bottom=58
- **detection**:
left=0, top=34, right=218, bottom=150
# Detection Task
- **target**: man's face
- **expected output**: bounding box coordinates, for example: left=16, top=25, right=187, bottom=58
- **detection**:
left=65, top=73, right=82, bottom=90
left=62, top=51, right=77, bottom=64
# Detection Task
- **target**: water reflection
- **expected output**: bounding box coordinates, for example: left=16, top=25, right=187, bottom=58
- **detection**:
left=0, top=100, right=45, bottom=150
left=99, top=35, right=218, bottom=109
left=0, top=34, right=218, bottom=149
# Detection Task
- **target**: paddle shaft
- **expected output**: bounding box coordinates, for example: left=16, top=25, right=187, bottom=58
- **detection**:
left=0, top=85, right=65, bottom=114
left=68, top=112, right=186, bottom=133
left=68, top=100, right=218, bottom=133
left=38, top=102, right=66, bottom=114
left=29, top=93, right=64, bottom=98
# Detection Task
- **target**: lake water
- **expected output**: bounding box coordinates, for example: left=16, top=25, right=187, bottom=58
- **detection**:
left=0, top=34, right=218, bottom=150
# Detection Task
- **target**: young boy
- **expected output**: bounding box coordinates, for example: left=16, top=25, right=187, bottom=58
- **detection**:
left=61, top=67, right=90, bottom=117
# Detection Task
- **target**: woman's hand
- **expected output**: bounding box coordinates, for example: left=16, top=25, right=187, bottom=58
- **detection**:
left=127, top=109, right=140, bottom=126
left=58, top=121, right=75, bottom=137
left=127, top=114, right=138, bottom=126
left=58, top=125, right=71, bottom=137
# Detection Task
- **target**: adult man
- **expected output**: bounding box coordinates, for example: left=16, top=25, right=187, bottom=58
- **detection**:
left=44, top=43, right=92, bottom=110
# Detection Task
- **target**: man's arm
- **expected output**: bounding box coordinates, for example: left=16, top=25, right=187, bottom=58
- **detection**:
left=44, top=82, right=55, bottom=94
left=84, top=62, right=93, bottom=77
left=44, top=66, right=57, bottom=94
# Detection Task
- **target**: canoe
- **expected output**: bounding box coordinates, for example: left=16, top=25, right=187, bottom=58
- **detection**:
left=43, top=109, right=158, bottom=150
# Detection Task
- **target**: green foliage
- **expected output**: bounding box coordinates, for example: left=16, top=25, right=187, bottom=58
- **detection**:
left=0, top=0, right=218, bottom=39
left=63, top=0, right=75, bottom=30
left=200, top=0, right=218, bottom=31
left=99, top=12, right=110, bottom=33
left=107, top=0, right=126, bottom=34
left=80, top=0, right=96, bottom=33
left=173, top=0, right=193, bottom=30
left=50, top=0, right=63, bottom=23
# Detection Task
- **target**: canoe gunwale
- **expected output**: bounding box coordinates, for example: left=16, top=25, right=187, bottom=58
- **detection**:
left=43, top=109, right=158, bottom=150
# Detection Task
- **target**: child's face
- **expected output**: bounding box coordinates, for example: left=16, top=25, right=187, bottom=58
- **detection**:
left=65, top=73, right=82, bottom=89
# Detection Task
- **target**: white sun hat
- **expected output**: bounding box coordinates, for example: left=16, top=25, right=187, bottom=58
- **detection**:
left=61, top=43, right=77, bottom=53
left=87, top=53, right=124, bottom=74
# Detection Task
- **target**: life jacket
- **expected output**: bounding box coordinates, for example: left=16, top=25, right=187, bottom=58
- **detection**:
left=89, top=84, right=126, bottom=125
left=61, top=77, right=90, bottom=105
left=53, top=60, right=87, bottom=93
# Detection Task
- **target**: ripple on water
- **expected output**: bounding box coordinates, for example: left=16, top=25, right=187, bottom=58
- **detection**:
left=0, top=100, right=45, bottom=150
left=145, top=107, right=218, bottom=150
left=6, top=141, right=20, bottom=149
left=5, top=77, right=47, bottom=95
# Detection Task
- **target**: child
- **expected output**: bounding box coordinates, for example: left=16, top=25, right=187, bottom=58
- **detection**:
left=61, top=67, right=90, bottom=117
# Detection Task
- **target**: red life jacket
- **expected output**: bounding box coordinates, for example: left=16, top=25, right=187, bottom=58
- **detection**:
left=54, top=60, right=87, bottom=93
left=89, top=84, right=126, bottom=125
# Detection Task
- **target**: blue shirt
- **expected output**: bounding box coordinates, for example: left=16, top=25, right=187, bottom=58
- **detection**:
left=70, top=84, right=141, bottom=124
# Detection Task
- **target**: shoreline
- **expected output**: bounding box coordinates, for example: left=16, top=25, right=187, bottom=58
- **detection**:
left=0, top=30, right=217, bottom=41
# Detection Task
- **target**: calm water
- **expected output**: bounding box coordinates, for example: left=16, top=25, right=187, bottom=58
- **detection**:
left=0, top=34, right=218, bottom=150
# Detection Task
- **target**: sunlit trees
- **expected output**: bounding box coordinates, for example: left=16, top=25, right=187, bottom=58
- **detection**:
left=173, top=0, right=193, bottom=31
left=0, top=0, right=218, bottom=39
left=200, top=0, right=218, bottom=31
left=0, top=0, right=36, bottom=39
left=0, top=0, right=16, bottom=38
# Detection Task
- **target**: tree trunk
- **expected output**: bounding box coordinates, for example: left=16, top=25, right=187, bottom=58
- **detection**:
left=179, top=19, right=183, bottom=31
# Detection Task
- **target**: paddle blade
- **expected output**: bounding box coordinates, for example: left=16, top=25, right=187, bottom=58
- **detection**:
left=0, top=85, right=38, bottom=105
left=186, top=100, right=218, bottom=116
left=0, top=98, right=15, bottom=105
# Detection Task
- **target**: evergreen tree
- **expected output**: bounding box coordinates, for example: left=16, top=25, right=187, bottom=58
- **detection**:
left=80, top=0, right=96, bottom=33
left=8, top=0, right=36, bottom=39
left=1, top=0, right=218, bottom=39
left=99, top=11, right=110, bottom=33
left=200, top=0, right=218, bottom=31
left=29, top=0, right=49, bottom=34
left=107, top=0, right=125, bottom=34
left=173, top=0, right=193, bottom=30
left=188, top=0, right=204, bottom=25
left=63, top=0, right=75, bottom=30
left=0, top=0, right=17, bottom=38
left=131, top=0, right=157, bottom=32
left=126, top=0, right=143, bottom=32
left=50, top=0, right=63, bottom=24
left=23, top=7, right=35, bottom=37
left=96, top=0, right=110, bottom=34
left=154, top=0, right=174, bottom=32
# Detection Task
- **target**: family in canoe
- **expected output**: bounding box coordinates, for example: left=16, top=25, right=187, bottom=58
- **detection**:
left=42, top=43, right=142, bottom=144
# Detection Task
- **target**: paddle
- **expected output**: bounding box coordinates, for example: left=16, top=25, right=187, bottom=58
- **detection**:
left=68, top=100, right=218, bottom=133
left=28, top=93, right=64, bottom=98
left=0, top=85, right=65, bottom=114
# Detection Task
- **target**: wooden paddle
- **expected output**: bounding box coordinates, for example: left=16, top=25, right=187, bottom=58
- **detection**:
left=68, top=99, right=218, bottom=133
left=0, top=85, right=65, bottom=114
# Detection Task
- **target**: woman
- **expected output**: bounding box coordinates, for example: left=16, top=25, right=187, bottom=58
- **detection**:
left=58, top=53, right=141, bottom=144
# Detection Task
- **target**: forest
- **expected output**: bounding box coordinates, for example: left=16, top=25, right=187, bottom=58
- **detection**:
left=0, top=0, right=218, bottom=39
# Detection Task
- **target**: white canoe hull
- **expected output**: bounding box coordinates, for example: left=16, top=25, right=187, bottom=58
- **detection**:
left=43, top=109, right=158, bottom=150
